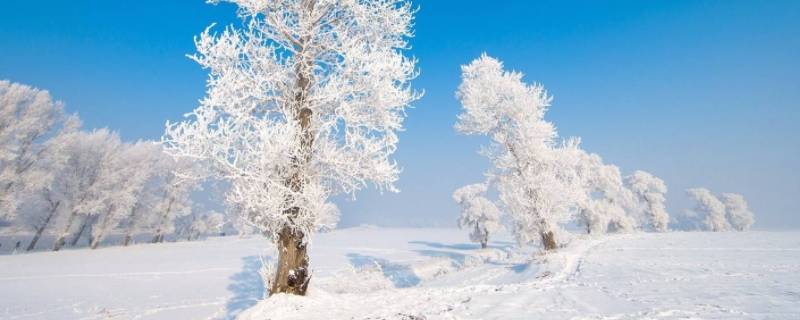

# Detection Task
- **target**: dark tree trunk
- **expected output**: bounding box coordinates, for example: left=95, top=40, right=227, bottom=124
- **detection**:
left=271, top=226, right=310, bottom=296
left=270, top=0, right=317, bottom=296
left=477, top=224, right=488, bottom=249
left=27, top=202, right=59, bottom=251
left=90, top=214, right=111, bottom=250
left=53, top=211, right=79, bottom=251
left=70, top=215, right=92, bottom=247
left=151, top=197, right=175, bottom=244
left=540, top=230, right=557, bottom=251
left=123, top=206, right=140, bottom=246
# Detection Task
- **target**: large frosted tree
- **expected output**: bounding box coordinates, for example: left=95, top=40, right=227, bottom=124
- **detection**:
left=455, top=54, right=584, bottom=251
left=164, top=0, right=418, bottom=295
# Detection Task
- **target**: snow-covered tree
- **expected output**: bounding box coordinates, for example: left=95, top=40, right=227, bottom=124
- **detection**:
left=150, top=157, right=197, bottom=244
left=119, top=145, right=185, bottom=246
left=51, top=129, right=122, bottom=251
left=316, top=202, right=340, bottom=233
left=574, top=151, right=638, bottom=234
left=453, top=183, right=501, bottom=249
left=0, top=80, right=70, bottom=221
left=625, top=170, right=670, bottom=232
left=686, top=188, right=730, bottom=232
left=162, top=0, right=418, bottom=295
left=455, top=54, right=584, bottom=251
left=13, top=119, right=81, bottom=251
left=88, top=141, right=162, bottom=249
left=205, top=211, right=226, bottom=236
left=721, top=193, right=754, bottom=231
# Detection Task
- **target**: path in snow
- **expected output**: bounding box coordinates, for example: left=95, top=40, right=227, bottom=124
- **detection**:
left=240, top=231, right=800, bottom=320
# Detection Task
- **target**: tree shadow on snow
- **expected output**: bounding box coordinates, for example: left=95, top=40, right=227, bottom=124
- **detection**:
left=409, top=240, right=514, bottom=251
left=409, top=241, right=480, bottom=250
left=347, top=253, right=420, bottom=288
left=226, top=256, right=266, bottom=319
left=414, top=249, right=468, bottom=266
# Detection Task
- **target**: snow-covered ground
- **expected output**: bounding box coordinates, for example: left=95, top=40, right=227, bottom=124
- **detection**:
left=0, top=228, right=798, bottom=319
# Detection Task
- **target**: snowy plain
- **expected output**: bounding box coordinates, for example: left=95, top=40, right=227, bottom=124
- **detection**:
left=0, top=227, right=798, bottom=319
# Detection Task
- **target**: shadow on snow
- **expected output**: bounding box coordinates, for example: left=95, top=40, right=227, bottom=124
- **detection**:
left=226, top=255, right=266, bottom=319
left=346, top=253, right=421, bottom=288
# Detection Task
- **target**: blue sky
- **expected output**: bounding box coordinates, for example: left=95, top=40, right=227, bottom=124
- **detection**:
left=1, top=1, right=798, bottom=229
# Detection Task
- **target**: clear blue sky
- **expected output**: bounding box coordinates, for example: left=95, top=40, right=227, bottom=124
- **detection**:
left=1, top=1, right=798, bottom=229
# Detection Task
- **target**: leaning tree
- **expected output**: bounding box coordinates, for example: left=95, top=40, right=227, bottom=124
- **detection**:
left=686, top=188, right=730, bottom=232
left=164, top=0, right=418, bottom=295
left=721, top=193, right=754, bottom=231
left=455, top=54, right=584, bottom=251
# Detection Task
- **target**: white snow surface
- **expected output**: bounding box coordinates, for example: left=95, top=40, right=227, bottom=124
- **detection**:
left=1, top=228, right=798, bottom=319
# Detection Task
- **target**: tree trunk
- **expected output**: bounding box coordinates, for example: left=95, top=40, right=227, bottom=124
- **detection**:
left=90, top=210, right=114, bottom=250
left=123, top=206, right=140, bottom=246
left=26, top=202, right=59, bottom=251
left=70, top=215, right=92, bottom=247
left=271, top=226, right=310, bottom=296
left=53, top=211, right=79, bottom=251
left=540, top=230, right=557, bottom=251
left=271, top=1, right=316, bottom=296
left=476, top=224, right=488, bottom=249
left=151, top=197, right=175, bottom=243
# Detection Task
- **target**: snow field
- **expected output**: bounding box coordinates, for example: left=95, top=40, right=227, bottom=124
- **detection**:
left=1, top=228, right=798, bottom=319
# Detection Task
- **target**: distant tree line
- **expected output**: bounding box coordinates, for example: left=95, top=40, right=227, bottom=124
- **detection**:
left=452, top=55, right=755, bottom=251
left=0, top=80, right=229, bottom=252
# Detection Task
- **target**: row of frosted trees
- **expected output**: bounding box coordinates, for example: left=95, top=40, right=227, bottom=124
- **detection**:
left=1, top=0, right=757, bottom=299
left=159, top=0, right=756, bottom=296
left=452, top=55, right=755, bottom=250
left=0, top=80, right=225, bottom=252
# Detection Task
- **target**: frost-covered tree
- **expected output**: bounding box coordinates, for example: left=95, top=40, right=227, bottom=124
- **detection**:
left=163, top=0, right=418, bottom=295
left=150, top=157, right=197, bottom=244
left=456, top=54, right=584, bottom=251
left=120, top=145, right=181, bottom=246
left=88, top=141, right=162, bottom=249
left=625, top=170, right=670, bottom=232
left=453, top=183, right=501, bottom=249
left=0, top=80, right=69, bottom=220
left=205, top=211, right=226, bottom=236
left=574, top=151, right=638, bottom=234
left=13, top=119, right=81, bottom=251
left=316, top=202, right=340, bottom=233
left=721, top=193, right=754, bottom=231
left=686, top=188, right=730, bottom=232
left=51, top=129, right=122, bottom=251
